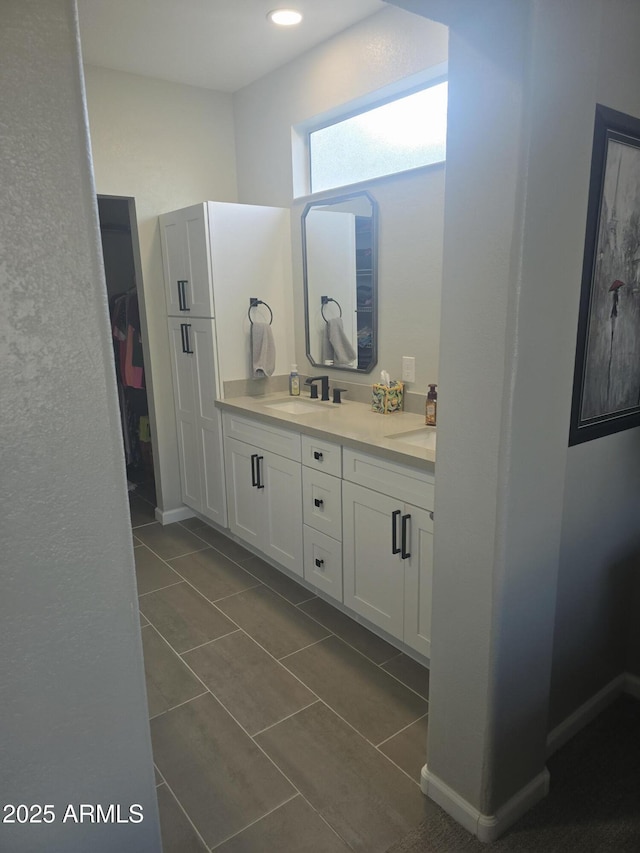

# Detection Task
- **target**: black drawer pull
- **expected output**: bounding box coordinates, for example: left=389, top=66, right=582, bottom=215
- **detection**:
left=313, top=451, right=323, bottom=461
left=314, top=498, right=324, bottom=508
left=182, top=323, right=193, bottom=354
left=391, top=509, right=401, bottom=555
left=401, top=513, right=411, bottom=560
left=177, top=280, right=189, bottom=311
left=256, top=456, right=264, bottom=489
left=250, top=454, right=258, bottom=487
left=315, top=558, right=324, bottom=568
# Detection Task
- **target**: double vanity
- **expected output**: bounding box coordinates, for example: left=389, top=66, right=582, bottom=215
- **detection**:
left=218, top=392, right=435, bottom=662
left=158, top=197, right=435, bottom=665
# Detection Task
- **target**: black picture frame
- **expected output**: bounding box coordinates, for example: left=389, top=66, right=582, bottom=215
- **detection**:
left=569, top=104, right=640, bottom=445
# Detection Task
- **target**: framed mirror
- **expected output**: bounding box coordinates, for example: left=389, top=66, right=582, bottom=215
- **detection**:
left=302, top=191, right=378, bottom=373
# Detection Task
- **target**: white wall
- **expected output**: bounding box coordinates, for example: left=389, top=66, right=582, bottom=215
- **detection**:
left=391, top=0, right=640, bottom=830
left=233, top=6, right=448, bottom=393
left=84, top=66, right=238, bottom=512
left=548, top=0, right=640, bottom=728
left=0, top=2, right=160, bottom=850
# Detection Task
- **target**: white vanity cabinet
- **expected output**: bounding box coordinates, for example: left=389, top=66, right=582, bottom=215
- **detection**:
left=167, top=317, right=226, bottom=526
left=223, top=413, right=303, bottom=577
left=342, top=449, right=434, bottom=658
left=301, top=436, right=343, bottom=601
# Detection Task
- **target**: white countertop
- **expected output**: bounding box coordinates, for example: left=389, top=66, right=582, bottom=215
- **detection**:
left=217, top=392, right=436, bottom=471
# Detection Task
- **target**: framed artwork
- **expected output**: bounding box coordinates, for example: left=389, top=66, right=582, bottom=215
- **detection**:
left=570, top=104, right=640, bottom=445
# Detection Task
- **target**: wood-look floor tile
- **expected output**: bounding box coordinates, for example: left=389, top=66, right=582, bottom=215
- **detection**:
left=141, top=626, right=203, bottom=718
left=140, top=582, right=237, bottom=653
left=135, top=522, right=209, bottom=560
left=151, top=694, right=294, bottom=849
left=156, top=782, right=208, bottom=853
left=188, top=524, right=254, bottom=563
left=135, top=545, right=181, bottom=596
left=214, top=795, right=352, bottom=853
left=242, top=556, right=314, bottom=605
left=381, top=654, right=430, bottom=699
left=299, top=597, right=399, bottom=664
left=140, top=611, right=149, bottom=627
left=283, top=636, right=427, bottom=745
left=184, top=631, right=316, bottom=735
left=169, top=547, right=261, bottom=602
left=378, top=716, right=429, bottom=783
left=256, top=702, right=431, bottom=853
left=215, top=585, right=330, bottom=659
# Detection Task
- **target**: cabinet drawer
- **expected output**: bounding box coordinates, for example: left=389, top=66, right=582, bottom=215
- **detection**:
left=301, top=434, right=341, bottom=477
left=303, top=526, right=343, bottom=602
left=222, top=412, right=301, bottom=461
left=302, top=467, right=342, bottom=541
left=343, top=448, right=434, bottom=510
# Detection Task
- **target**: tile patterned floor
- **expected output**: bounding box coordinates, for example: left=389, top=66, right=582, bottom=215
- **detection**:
left=130, top=492, right=433, bottom=853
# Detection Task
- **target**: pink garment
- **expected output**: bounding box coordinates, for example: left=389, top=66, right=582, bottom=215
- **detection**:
left=123, top=325, right=144, bottom=389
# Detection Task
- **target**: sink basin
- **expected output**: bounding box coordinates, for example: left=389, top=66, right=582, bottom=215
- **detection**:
left=387, top=428, right=436, bottom=450
left=264, top=400, right=322, bottom=415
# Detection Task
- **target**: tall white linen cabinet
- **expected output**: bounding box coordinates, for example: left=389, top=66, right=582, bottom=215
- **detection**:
left=159, top=201, right=294, bottom=526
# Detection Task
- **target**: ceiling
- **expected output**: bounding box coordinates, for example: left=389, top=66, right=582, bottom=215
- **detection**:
left=76, top=0, right=388, bottom=93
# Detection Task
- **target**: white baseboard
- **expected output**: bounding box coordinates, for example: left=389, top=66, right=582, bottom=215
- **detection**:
left=154, top=505, right=196, bottom=525
left=421, top=764, right=549, bottom=843
left=546, top=673, right=625, bottom=758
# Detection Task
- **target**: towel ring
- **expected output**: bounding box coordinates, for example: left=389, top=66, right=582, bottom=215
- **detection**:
left=321, top=296, right=342, bottom=323
left=248, top=297, right=273, bottom=325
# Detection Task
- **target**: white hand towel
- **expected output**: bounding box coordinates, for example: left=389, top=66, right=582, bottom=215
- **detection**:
left=327, top=317, right=356, bottom=365
left=251, top=321, right=276, bottom=378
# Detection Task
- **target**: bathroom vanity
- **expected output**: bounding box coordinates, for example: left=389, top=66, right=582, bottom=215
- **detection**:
left=218, top=394, right=435, bottom=662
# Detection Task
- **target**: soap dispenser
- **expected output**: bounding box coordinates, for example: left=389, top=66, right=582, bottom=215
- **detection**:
left=425, top=384, right=437, bottom=425
left=289, top=364, right=300, bottom=396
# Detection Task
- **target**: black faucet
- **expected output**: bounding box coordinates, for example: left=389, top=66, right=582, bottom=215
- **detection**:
left=305, top=375, right=330, bottom=401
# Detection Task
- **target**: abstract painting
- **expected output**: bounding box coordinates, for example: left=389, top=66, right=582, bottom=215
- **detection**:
left=570, top=105, right=640, bottom=445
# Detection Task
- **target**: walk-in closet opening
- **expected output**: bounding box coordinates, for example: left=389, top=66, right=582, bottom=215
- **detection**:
left=98, top=195, right=156, bottom=508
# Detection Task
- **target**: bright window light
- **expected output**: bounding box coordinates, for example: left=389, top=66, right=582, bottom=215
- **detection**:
left=309, top=82, right=448, bottom=193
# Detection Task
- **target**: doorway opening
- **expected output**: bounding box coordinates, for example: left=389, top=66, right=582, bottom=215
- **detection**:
left=98, top=195, right=156, bottom=507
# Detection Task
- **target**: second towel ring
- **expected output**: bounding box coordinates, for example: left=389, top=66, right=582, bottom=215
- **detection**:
left=248, top=297, right=273, bottom=325
left=321, top=296, right=342, bottom=323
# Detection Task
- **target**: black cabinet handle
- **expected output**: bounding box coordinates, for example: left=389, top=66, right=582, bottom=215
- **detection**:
left=250, top=454, right=258, bottom=487
left=315, top=558, right=324, bottom=568
left=401, top=513, right=411, bottom=560
left=314, top=498, right=324, bottom=508
left=182, top=323, right=193, bottom=354
left=313, top=451, right=323, bottom=461
left=256, top=456, right=264, bottom=489
left=177, top=280, right=189, bottom=311
left=391, top=509, right=401, bottom=555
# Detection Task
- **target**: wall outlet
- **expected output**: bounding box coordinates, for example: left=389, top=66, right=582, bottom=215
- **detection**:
left=402, top=356, right=416, bottom=383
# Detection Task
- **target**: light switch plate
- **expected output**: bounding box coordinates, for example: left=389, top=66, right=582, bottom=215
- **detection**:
left=402, top=356, right=416, bottom=383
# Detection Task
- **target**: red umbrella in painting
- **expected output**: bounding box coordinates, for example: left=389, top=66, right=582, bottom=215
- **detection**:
left=607, top=279, right=625, bottom=399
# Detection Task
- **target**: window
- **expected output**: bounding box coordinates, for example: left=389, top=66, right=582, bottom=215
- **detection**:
left=309, top=81, right=448, bottom=194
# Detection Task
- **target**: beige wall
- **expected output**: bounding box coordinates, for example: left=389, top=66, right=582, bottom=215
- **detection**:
left=233, top=5, right=448, bottom=393
left=0, top=3, right=160, bottom=849
left=84, top=66, right=238, bottom=512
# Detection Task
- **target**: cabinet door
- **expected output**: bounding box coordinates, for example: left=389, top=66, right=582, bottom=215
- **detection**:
left=342, top=481, right=404, bottom=639
left=183, top=205, right=215, bottom=317
left=160, top=211, right=188, bottom=316
left=402, top=505, right=433, bottom=658
left=262, top=451, right=303, bottom=577
left=160, top=205, right=214, bottom=317
left=190, top=319, right=226, bottom=527
left=224, top=437, right=264, bottom=550
left=167, top=318, right=202, bottom=512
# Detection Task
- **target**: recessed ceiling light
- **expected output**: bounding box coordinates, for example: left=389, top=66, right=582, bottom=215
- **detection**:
left=267, top=9, right=303, bottom=27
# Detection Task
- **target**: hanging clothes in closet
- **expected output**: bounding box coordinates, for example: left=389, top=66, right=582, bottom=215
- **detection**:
left=110, top=289, right=147, bottom=468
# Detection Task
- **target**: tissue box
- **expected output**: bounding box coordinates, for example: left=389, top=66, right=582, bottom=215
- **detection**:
left=372, top=381, right=404, bottom=414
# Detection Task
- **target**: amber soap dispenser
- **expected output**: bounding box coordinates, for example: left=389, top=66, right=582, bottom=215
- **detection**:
left=425, top=384, right=437, bottom=426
